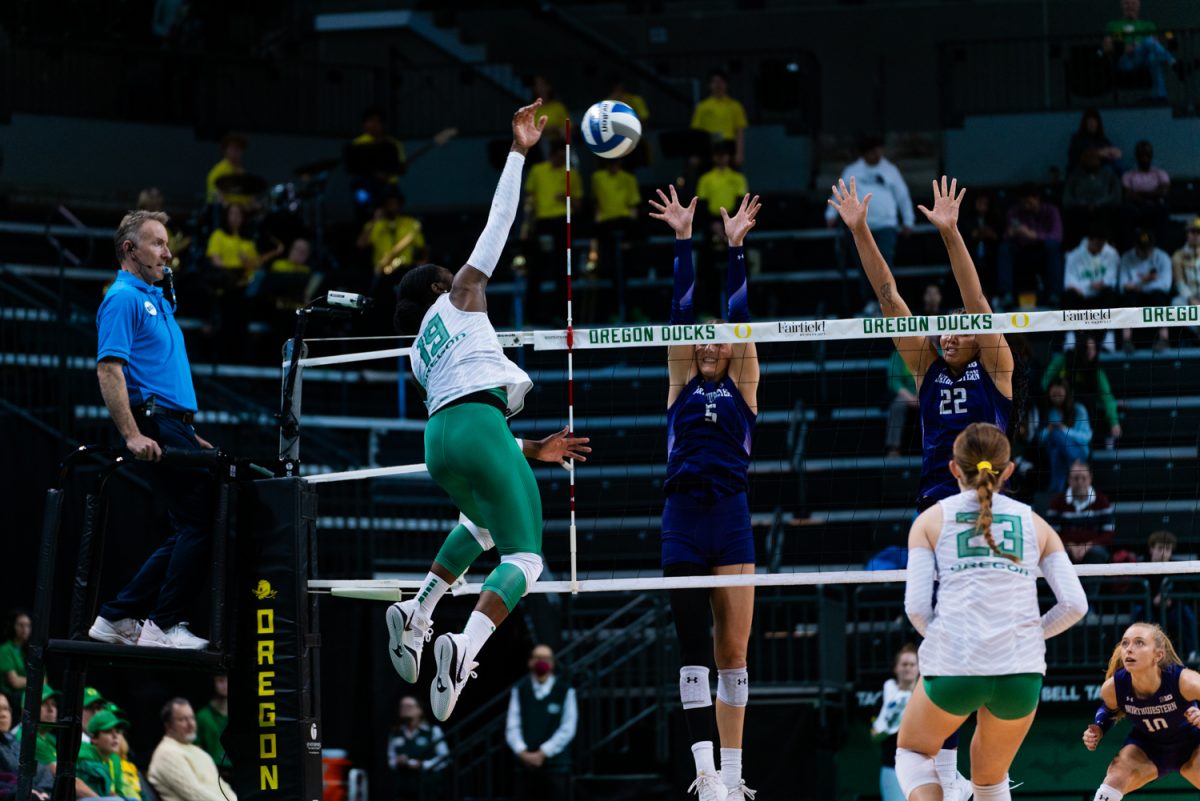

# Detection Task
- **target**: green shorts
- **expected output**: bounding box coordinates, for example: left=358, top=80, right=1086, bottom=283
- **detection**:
left=425, top=397, right=542, bottom=556
left=923, top=674, right=1043, bottom=720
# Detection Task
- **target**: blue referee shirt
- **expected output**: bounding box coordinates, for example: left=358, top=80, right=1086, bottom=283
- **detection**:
left=96, top=271, right=197, bottom=412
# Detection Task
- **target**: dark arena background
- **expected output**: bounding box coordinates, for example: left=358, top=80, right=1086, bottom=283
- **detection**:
left=3, top=1, right=1200, bottom=800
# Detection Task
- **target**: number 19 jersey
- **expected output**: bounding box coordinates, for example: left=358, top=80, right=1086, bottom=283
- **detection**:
left=917, top=490, right=1045, bottom=677
left=918, top=357, right=1012, bottom=503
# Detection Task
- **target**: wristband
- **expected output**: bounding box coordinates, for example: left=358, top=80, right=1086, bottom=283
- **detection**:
left=1093, top=704, right=1117, bottom=733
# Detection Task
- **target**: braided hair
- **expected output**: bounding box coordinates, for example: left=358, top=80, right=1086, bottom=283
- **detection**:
left=952, top=423, right=1017, bottom=563
left=394, top=263, right=447, bottom=335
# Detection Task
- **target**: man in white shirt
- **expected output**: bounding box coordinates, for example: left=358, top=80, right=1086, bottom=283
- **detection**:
left=1119, top=228, right=1173, bottom=352
left=825, top=136, right=914, bottom=314
left=1063, top=228, right=1120, bottom=351
left=147, top=698, right=236, bottom=801
left=505, top=644, right=578, bottom=801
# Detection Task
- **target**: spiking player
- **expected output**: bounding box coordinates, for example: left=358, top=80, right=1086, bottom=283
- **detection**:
left=648, top=186, right=761, bottom=801
left=1083, top=623, right=1200, bottom=800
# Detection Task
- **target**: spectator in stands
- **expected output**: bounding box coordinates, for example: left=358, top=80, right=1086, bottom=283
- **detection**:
left=194, top=674, right=228, bottom=775
left=1104, top=0, right=1177, bottom=99
left=80, top=686, right=110, bottom=743
left=387, top=695, right=448, bottom=801
left=997, top=184, right=1063, bottom=307
left=960, top=191, right=1002, bottom=294
left=204, top=133, right=252, bottom=207
left=1121, top=140, right=1170, bottom=242
left=358, top=191, right=426, bottom=331
left=0, top=691, right=54, bottom=799
left=353, top=107, right=406, bottom=182
left=1062, top=148, right=1121, bottom=245
left=91, top=211, right=216, bottom=650
left=1039, top=378, right=1093, bottom=493
left=1143, top=530, right=1197, bottom=658
left=1119, top=229, right=1172, bottom=353
left=147, top=698, right=236, bottom=801
left=1046, top=461, right=1114, bottom=564
left=115, top=730, right=147, bottom=801
left=691, top=70, right=748, bottom=167
left=1066, top=109, right=1121, bottom=173
left=585, top=157, right=640, bottom=321
left=697, top=141, right=748, bottom=231
left=1062, top=225, right=1120, bottom=352
left=1043, top=334, right=1122, bottom=447
left=77, top=708, right=133, bottom=799
left=885, top=350, right=917, bottom=458
left=521, top=138, right=581, bottom=324
left=0, top=610, right=30, bottom=710
left=823, top=136, right=914, bottom=315
left=251, top=237, right=320, bottom=317
left=506, top=644, right=577, bottom=801
left=608, top=75, right=650, bottom=127
left=206, top=203, right=262, bottom=287
left=531, top=75, right=569, bottom=143
left=11, top=683, right=61, bottom=771
left=873, top=644, right=918, bottom=801
left=1172, top=218, right=1200, bottom=338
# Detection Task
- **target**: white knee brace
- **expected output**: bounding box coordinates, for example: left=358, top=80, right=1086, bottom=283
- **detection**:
left=500, top=552, right=543, bottom=596
left=717, top=667, right=748, bottom=707
left=680, top=666, right=712, bottom=709
left=895, top=748, right=940, bottom=799
left=459, top=513, right=495, bottom=551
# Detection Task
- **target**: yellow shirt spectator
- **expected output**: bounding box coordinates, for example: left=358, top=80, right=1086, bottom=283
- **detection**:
left=613, top=92, right=649, bottom=123
left=539, top=100, right=570, bottom=138
left=525, top=161, right=582, bottom=221
left=270, top=258, right=311, bottom=275
left=691, top=96, right=748, bottom=142
left=368, top=216, right=425, bottom=275
left=696, top=166, right=748, bottom=217
left=205, top=159, right=252, bottom=206
left=206, top=229, right=259, bottom=284
left=592, top=168, right=639, bottom=223
left=351, top=133, right=407, bottom=183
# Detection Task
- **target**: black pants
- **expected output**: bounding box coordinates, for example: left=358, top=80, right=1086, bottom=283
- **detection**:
left=514, top=766, right=569, bottom=801
left=99, top=415, right=213, bottom=629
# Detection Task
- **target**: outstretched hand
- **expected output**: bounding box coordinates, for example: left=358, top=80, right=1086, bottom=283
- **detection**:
left=648, top=185, right=698, bottom=239
left=512, top=99, right=548, bottom=154
left=918, top=175, right=968, bottom=232
left=721, top=193, right=761, bottom=246
left=531, top=427, right=591, bottom=468
left=828, top=177, right=872, bottom=232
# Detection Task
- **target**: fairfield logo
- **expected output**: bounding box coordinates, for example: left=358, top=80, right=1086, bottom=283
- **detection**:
left=777, top=320, right=826, bottom=336
left=1061, top=309, right=1112, bottom=324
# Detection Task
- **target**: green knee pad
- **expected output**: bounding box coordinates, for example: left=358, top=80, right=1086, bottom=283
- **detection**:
left=481, top=562, right=527, bottom=612
left=433, top=524, right=484, bottom=578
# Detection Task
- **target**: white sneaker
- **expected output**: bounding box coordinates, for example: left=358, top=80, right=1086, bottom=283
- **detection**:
left=725, top=779, right=756, bottom=800
left=687, top=771, right=728, bottom=801
left=386, top=600, right=432, bottom=683
left=88, top=616, right=142, bottom=646
left=430, top=632, right=477, bottom=721
left=137, top=621, right=209, bottom=650
left=957, top=773, right=974, bottom=801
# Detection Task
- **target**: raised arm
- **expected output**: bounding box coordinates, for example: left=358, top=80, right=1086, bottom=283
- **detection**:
left=919, top=176, right=1014, bottom=398
left=723, top=193, right=760, bottom=412
left=451, top=100, right=547, bottom=313
left=648, top=185, right=700, bottom=407
left=829, top=177, right=937, bottom=384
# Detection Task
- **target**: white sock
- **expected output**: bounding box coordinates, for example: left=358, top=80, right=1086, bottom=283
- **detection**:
left=1094, top=784, right=1124, bottom=801
left=691, top=741, right=716, bottom=776
left=972, top=779, right=1011, bottom=801
left=934, top=749, right=959, bottom=797
left=461, top=611, right=495, bottom=663
left=720, top=747, right=742, bottom=787
left=414, top=573, right=449, bottom=622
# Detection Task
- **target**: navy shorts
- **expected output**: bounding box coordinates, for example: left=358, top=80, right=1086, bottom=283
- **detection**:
left=661, top=492, right=755, bottom=569
left=1125, top=732, right=1200, bottom=777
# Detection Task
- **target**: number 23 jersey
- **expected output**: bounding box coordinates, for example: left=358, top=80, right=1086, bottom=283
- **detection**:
left=918, top=356, right=1012, bottom=502
left=918, top=490, right=1044, bottom=677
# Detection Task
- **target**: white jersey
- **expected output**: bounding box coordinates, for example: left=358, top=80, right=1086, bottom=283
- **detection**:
left=410, top=294, right=533, bottom=416
left=871, top=679, right=912, bottom=737
left=918, top=490, right=1046, bottom=677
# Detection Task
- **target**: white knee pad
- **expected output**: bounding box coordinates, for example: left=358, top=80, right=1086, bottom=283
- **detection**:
left=500, top=552, right=543, bottom=596
left=459, top=513, right=495, bottom=551
left=717, top=667, right=748, bottom=707
left=679, top=666, right=712, bottom=709
left=895, top=748, right=940, bottom=799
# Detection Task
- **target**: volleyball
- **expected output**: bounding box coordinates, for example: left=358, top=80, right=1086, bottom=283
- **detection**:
left=580, top=100, right=642, bottom=159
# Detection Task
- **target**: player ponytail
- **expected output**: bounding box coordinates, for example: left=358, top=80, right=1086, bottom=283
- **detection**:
left=1104, top=622, right=1184, bottom=681
left=394, top=263, right=446, bottom=335
left=951, top=423, right=1017, bottom=563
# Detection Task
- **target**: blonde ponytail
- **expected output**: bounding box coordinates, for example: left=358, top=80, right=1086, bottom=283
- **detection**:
left=952, top=424, right=1017, bottom=563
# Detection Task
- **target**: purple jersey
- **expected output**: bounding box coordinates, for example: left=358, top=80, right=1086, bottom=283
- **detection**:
left=918, top=357, right=1012, bottom=503
left=1115, top=664, right=1199, bottom=745
left=665, top=374, right=756, bottom=498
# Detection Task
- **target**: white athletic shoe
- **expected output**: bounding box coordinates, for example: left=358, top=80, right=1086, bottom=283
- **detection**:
left=724, top=780, right=756, bottom=800
left=136, top=620, right=209, bottom=650
left=956, top=773, right=974, bottom=801
left=88, top=616, right=142, bottom=646
left=386, top=600, right=432, bottom=683
left=687, top=771, right=728, bottom=801
left=430, top=632, right=477, bottom=721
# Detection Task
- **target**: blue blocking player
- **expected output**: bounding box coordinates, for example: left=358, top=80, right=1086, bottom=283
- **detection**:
left=1084, top=623, right=1200, bottom=799
left=648, top=186, right=760, bottom=801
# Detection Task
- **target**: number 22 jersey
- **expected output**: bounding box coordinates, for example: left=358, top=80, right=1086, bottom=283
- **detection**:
left=918, top=356, right=1012, bottom=503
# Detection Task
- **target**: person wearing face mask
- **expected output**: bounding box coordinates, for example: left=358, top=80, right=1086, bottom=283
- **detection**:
left=388, top=696, right=448, bottom=801
left=648, top=187, right=760, bottom=801
left=505, top=645, right=577, bottom=801
left=147, top=699, right=235, bottom=801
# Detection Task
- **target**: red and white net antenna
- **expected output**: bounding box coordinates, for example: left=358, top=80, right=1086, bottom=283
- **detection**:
left=564, top=118, right=579, bottom=594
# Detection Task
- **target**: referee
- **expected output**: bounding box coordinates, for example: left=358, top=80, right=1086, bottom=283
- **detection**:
left=87, top=210, right=215, bottom=651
